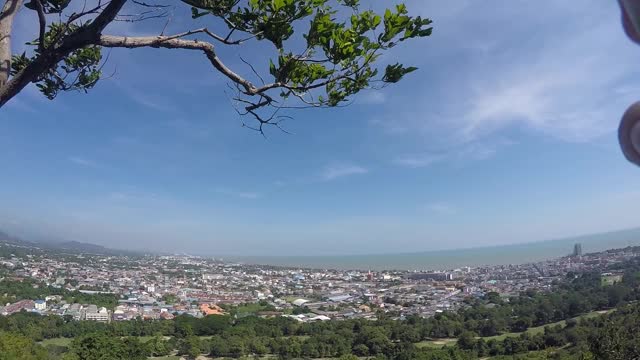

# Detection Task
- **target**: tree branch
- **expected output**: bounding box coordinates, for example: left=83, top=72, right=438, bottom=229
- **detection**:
left=67, top=3, right=108, bottom=24
left=88, top=0, right=129, bottom=32
left=98, top=32, right=299, bottom=126
left=33, top=0, right=46, bottom=51
left=0, top=0, right=127, bottom=107
left=98, top=34, right=260, bottom=95
left=152, top=27, right=253, bottom=45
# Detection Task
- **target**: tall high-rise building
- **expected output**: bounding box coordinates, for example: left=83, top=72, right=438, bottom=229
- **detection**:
left=573, top=243, right=583, bottom=257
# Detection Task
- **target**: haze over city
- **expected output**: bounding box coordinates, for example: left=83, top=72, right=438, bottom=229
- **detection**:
left=2, top=0, right=640, bottom=256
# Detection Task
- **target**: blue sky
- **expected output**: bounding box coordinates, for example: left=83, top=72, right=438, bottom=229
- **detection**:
left=1, top=0, right=640, bottom=256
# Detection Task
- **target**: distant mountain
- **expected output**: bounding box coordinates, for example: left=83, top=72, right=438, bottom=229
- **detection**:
left=55, top=241, right=119, bottom=255
left=0, top=229, right=139, bottom=256
left=0, top=230, right=34, bottom=246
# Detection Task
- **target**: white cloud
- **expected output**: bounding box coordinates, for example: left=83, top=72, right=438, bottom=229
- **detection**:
left=238, top=192, right=260, bottom=199
left=112, top=80, right=176, bottom=112
left=373, top=1, right=636, bottom=157
left=426, top=202, right=456, bottom=215
left=321, top=163, right=369, bottom=180
left=394, top=153, right=444, bottom=168
left=108, top=192, right=130, bottom=201
left=107, top=191, right=160, bottom=203
left=215, top=188, right=261, bottom=199
left=393, top=139, right=513, bottom=168
left=460, top=42, right=632, bottom=143
left=68, top=156, right=98, bottom=168
left=357, top=91, right=386, bottom=105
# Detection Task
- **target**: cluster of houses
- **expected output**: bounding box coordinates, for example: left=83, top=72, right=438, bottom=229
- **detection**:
left=0, top=298, right=110, bottom=321
left=0, top=243, right=638, bottom=323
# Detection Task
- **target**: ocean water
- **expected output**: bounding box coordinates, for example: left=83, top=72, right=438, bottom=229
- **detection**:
left=230, top=228, right=640, bottom=271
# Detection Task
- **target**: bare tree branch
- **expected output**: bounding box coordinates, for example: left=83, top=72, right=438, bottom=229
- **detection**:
left=67, top=2, right=108, bottom=24
left=115, top=1, right=171, bottom=23
left=98, top=34, right=261, bottom=95
left=131, top=0, right=171, bottom=8
left=239, top=55, right=265, bottom=85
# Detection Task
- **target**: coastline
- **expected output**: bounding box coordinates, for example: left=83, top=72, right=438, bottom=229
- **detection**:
left=226, top=227, right=640, bottom=271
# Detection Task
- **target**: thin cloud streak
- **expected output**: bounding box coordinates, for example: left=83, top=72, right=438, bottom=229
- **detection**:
left=68, top=156, right=98, bottom=168
left=321, top=163, right=369, bottom=180
left=393, top=139, right=513, bottom=168
left=215, top=187, right=262, bottom=199
left=426, top=202, right=456, bottom=215
left=394, top=153, right=444, bottom=168
left=238, top=192, right=260, bottom=199
left=357, top=91, right=386, bottom=105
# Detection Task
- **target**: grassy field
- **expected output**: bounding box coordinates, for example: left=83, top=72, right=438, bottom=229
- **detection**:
left=40, top=335, right=197, bottom=347
left=233, top=303, right=273, bottom=314
left=483, top=309, right=613, bottom=342
left=40, top=337, right=73, bottom=347
left=417, top=309, right=614, bottom=348
left=150, top=356, right=280, bottom=360
left=481, top=324, right=549, bottom=342
left=415, top=338, right=458, bottom=349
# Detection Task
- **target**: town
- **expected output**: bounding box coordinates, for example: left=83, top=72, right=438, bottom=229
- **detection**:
left=0, top=242, right=635, bottom=324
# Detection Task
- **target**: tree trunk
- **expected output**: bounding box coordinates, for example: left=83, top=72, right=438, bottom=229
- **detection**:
left=0, top=0, right=23, bottom=87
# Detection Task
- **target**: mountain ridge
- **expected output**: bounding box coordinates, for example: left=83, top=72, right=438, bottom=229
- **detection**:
left=0, top=229, right=139, bottom=256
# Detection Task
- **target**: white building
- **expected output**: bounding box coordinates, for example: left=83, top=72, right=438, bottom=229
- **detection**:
left=202, top=273, right=225, bottom=281
left=292, top=298, right=309, bottom=307
left=34, top=300, right=46, bottom=311
left=84, top=306, right=111, bottom=322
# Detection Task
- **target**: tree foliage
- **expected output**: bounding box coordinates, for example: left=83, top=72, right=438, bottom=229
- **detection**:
left=0, top=331, right=48, bottom=360
left=0, top=0, right=432, bottom=133
left=68, top=333, right=148, bottom=360
left=0, top=279, right=118, bottom=310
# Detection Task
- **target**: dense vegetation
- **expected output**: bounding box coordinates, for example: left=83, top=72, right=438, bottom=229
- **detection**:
left=0, top=279, right=119, bottom=309
left=455, top=302, right=640, bottom=359
left=453, top=269, right=638, bottom=337
left=2, top=258, right=640, bottom=359
left=3, top=304, right=640, bottom=359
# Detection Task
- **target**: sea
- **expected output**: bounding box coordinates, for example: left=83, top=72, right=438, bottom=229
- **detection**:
left=228, top=227, right=640, bottom=271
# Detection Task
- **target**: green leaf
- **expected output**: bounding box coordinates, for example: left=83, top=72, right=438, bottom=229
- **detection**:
left=269, top=59, right=277, bottom=78
left=273, top=0, right=285, bottom=10
left=191, top=7, right=210, bottom=19
left=382, top=63, right=418, bottom=83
